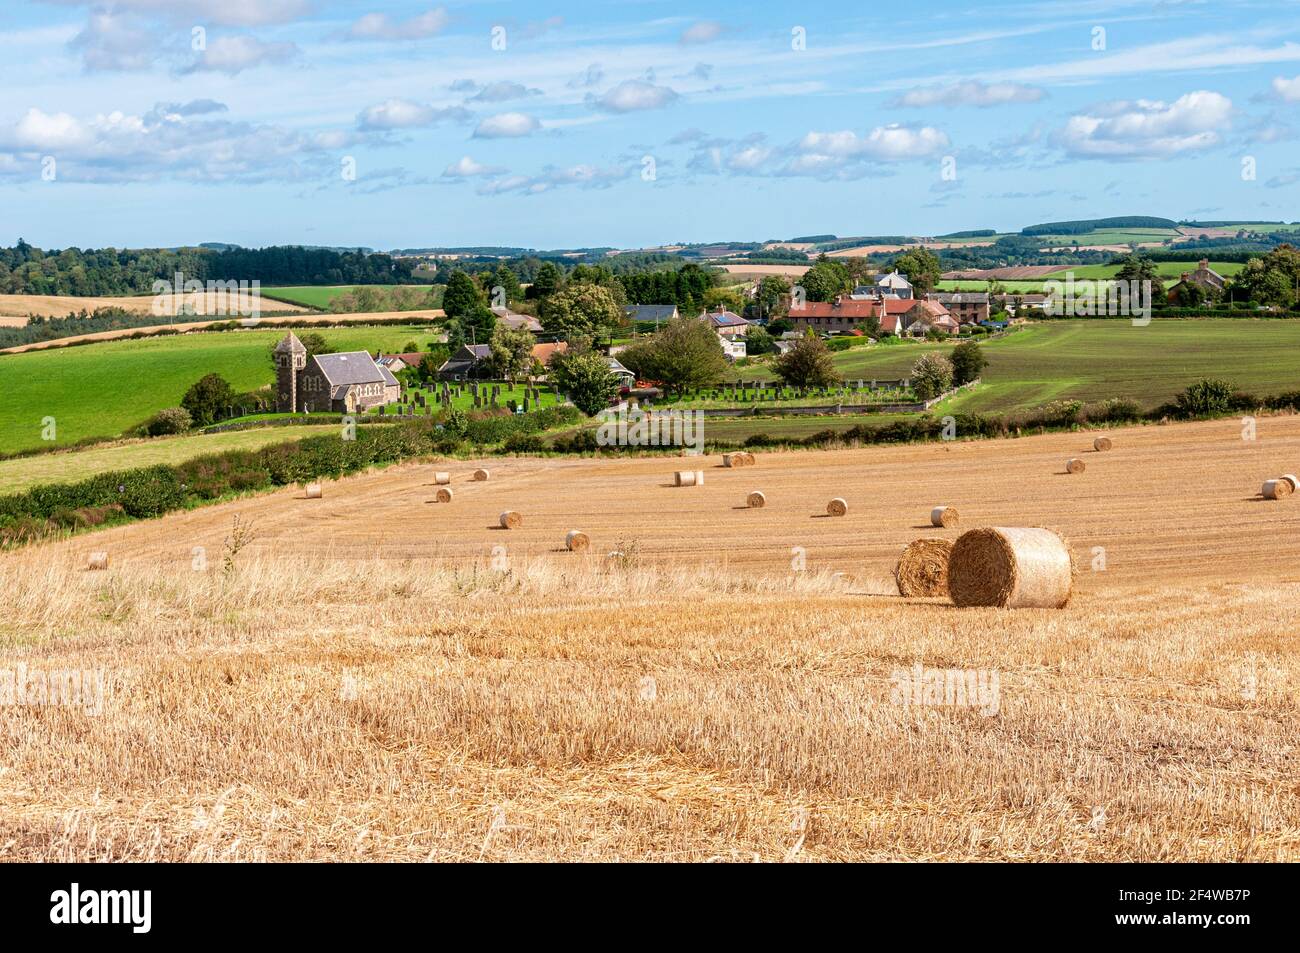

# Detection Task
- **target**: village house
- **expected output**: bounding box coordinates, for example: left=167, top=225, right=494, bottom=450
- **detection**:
left=700, top=309, right=750, bottom=338
left=437, top=343, right=492, bottom=381
left=787, top=295, right=957, bottom=336
left=273, top=332, right=401, bottom=413
left=924, top=292, right=990, bottom=324
left=1167, top=259, right=1227, bottom=300
left=491, top=306, right=544, bottom=333
left=624, top=304, right=679, bottom=325
left=874, top=270, right=913, bottom=299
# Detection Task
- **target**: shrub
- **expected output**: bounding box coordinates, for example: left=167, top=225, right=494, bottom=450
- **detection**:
left=1174, top=379, right=1235, bottom=418
left=502, top=433, right=546, bottom=453
left=1084, top=397, right=1142, bottom=424
left=1038, top=399, right=1085, bottom=427
left=950, top=340, right=987, bottom=386
left=145, top=407, right=193, bottom=436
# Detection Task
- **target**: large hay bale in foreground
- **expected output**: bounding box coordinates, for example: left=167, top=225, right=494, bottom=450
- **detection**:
left=930, top=505, right=959, bottom=528
left=826, top=497, right=848, bottom=517
left=473, top=469, right=490, bottom=481
left=746, top=491, right=766, bottom=508
left=1262, top=479, right=1293, bottom=500
left=305, top=483, right=323, bottom=499
left=433, top=472, right=451, bottom=485
left=895, top=538, right=954, bottom=598
left=1282, top=474, right=1299, bottom=492
left=674, top=471, right=697, bottom=487
left=948, top=527, right=1074, bottom=609
left=435, top=487, right=453, bottom=503
left=499, top=510, right=523, bottom=529
left=1065, top=458, right=1086, bottom=474
left=1093, top=436, right=1113, bottom=452
left=87, top=552, right=109, bottom=571
left=566, top=530, right=590, bottom=552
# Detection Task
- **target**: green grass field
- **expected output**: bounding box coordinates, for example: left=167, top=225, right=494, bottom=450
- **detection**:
left=938, top=261, right=1245, bottom=293
left=0, top=325, right=445, bottom=453
left=733, top=319, right=1300, bottom=414
left=373, top=382, right=558, bottom=416
left=261, top=285, right=442, bottom=310
left=1035, top=227, right=1183, bottom=246
left=0, top=425, right=345, bottom=495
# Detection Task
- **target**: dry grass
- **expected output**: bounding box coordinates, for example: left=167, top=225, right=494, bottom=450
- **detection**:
left=3, top=417, right=1300, bottom=861
left=0, top=292, right=307, bottom=322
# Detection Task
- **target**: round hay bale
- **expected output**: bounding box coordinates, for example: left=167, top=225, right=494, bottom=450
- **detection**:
left=930, top=505, right=959, bottom=528
left=433, top=471, right=451, bottom=485
left=826, top=497, right=848, bottom=517
left=473, top=469, right=490, bottom=481
left=1262, top=479, right=1293, bottom=500
left=894, top=538, right=953, bottom=598
left=1281, top=473, right=1299, bottom=492
left=746, top=491, right=766, bottom=508
left=674, top=470, right=697, bottom=487
left=742, top=451, right=756, bottom=465
left=499, top=510, right=523, bottom=529
left=87, top=552, right=109, bottom=571
left=1065, top=458, right=1086, bottom=474
left=695, top=469, right=705, bottom=485
left=723, top=454, right=741, bottom=468
left=1093, top=436, right=1113, bottom=452
left=305, top=483, right=323, bottom=499
left=565, top=530, right=590, bottom=552
left=948, top=527, right=1074, bottom=609
left=435, top=487, right=453, bottom=503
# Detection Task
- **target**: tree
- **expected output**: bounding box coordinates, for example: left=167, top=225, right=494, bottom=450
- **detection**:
left=551, top=344, right=618, bottom=415
left=798, top=258, right=852, bottom=302
left=527, top=261, right=563, bottom=300
left=619, top=315, right=727, bottom=397
left=486, top=325, right=536, bottom=382
left=181, top=373, right=236, bottom=426
left=950, top=340, right=987, bottom=386
left=491, top=264, right=523, bottom=306
left=1229, top=244, right=1300, bottom=307
left=756, top=275, right=791, bottom=318
left=1115, top=254, right=1166, bottom=299
left=145, top=406, right=192, bottom=436
left=771, top=330, right=841, bottom=389
left=703, top=286, right=746, bottom=314
left=443, top=270, right=487, bottom=320
left=909, top=353, right=954, bottom=400
left=855, top=316, right=882, bottom=339
left=539, top=282, right=623, bottom=339
left=744, top=325, right=775, bottom=355
left=892, top=247, right=942, bottom=294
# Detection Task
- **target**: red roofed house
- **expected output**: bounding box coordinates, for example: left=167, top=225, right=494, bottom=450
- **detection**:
left=787, top=296, right=957, bottom=336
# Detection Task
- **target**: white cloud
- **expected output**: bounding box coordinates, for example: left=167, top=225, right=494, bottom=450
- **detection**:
left=472, top=112, right=542, bottom=138
left=1271, top=75, right=1300, bottom=102
left=893, top=81, right=1044, bottom=108
left=799, top=124, right=951, bottom=161
left=592, top=80, right=679, bottom=113
left=64, top=0, right=310, bottom=28
left=1057, top=90, right=1232, bottom=159
left=346, top=8, right=450, bottom=42
left=443, top=156, right=507, bottom=178
left=681, top=21, right=723, bottom=44
left=0, top=101, right=335, bottom=184
left=467, top=81, right=540, bottom=103
left=567, top=63, right=604, bottom=89
left=71, top=9, right=156, bottom=71
left=185, top=35, right=298, bottom=74
left=477, top=163, right=629, bottom=195
left=356, top=99, right=469, bottom=131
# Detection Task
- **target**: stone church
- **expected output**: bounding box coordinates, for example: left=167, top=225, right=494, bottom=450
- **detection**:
left=273, top=331, right=401, bottom=413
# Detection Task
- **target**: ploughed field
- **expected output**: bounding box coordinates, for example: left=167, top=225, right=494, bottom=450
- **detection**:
left=2, top=418, right=1298, bottom=861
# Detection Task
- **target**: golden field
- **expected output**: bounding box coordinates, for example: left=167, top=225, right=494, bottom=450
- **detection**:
left=1, top=417, right=1298, bottom=861
left=0, top=291, right=308, bottom=323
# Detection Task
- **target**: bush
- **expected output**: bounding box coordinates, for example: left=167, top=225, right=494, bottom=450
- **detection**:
left=145, top=407, right=193, bottom=436
left=1038, top=399, right=1085, bottom=427
left=1084, top=397, right=1142, bottom=424
left=1174, top=378, right=1235, bottom=418
left=502, top=433, right=547, bottom=453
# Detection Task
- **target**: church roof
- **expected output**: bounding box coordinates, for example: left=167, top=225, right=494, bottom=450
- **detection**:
left=312, top=351, right=389, bottom=387
left=274, top=331, right=307, bottom=354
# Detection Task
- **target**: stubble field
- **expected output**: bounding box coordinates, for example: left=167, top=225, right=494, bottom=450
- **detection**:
left=1, top=418, right=1297, bottom=861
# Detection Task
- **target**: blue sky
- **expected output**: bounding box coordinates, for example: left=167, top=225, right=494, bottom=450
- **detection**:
left=2, top=0, right=1299, bottom=250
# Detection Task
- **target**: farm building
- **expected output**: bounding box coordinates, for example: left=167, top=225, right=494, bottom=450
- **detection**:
left=273, top=332, right=401, bottom=413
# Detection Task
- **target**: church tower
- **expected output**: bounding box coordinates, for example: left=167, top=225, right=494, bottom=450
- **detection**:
left=273, top=332, right=307, bottom=412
